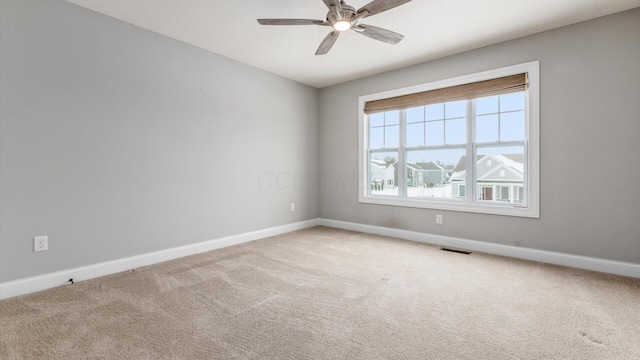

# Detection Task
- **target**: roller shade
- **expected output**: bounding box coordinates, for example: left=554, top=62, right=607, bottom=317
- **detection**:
left=364, top=73, right=528, bottom=114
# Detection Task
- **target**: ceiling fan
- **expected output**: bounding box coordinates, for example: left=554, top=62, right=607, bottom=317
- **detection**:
left=257, top=0, right=412, bottom=55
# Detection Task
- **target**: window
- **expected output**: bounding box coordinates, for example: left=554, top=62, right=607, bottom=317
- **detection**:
left=359, top=62, right=539, bottom=217
left=513, top=185, right=524, bottom=204
left=496, top=185, right=510, bottom=202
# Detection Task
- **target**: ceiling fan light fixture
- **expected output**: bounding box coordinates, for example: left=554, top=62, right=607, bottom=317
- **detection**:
left=333, top=20, right=352, bottom=32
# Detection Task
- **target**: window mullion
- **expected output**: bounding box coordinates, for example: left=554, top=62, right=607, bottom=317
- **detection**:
left=466, top=99, right=475, bottom=202
left=398, top=109, right=407, bottom=197
left=367, top=120, right=371, bottom=196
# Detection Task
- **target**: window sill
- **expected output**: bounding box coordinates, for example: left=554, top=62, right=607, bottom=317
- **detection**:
left=359, top=195, right=539, bottom=218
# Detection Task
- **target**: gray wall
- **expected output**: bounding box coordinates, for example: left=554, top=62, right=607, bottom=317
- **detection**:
left=0, top=0, right=319, bottom=282
left=319, top=9, right=640, bottom=264
left=2, top=2, right=638, bottom=284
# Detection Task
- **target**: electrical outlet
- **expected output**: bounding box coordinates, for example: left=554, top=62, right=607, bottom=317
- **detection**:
left=34, top=236, right=48, bottom=252
left=290, top=203, right=295, bottom=212
left=435, top=214, right=443, bottom=225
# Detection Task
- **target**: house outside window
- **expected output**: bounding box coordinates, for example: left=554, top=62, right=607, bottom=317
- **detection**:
left=359, top=62, right=539, bottom=218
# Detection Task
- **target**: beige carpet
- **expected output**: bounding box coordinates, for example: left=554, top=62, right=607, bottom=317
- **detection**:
left=1, top=226, right=639, bottom=359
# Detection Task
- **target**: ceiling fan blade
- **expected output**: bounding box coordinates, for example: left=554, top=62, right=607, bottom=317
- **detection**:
left=257, top=19, right=327, bottom=26
left=322, top=0, right=342, bottom=11
left=357, top=0, right=412, bottom=18
left=315, top=31, right=340, bottom=55
left=355, top=24, right=404, bottom=44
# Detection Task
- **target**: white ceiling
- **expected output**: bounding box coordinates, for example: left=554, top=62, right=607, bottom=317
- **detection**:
left=65, top=0, right=640, bottom=88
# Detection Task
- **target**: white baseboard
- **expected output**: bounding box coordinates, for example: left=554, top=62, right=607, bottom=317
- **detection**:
left=0, top=219, right=320, bottom=300
left=2, top=218, right=637, bottom=300
left=318, top=218, right=640, bottom=278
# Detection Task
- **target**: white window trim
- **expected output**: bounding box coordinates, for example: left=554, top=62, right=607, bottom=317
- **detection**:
left=358, top=61, right=540, bottom=218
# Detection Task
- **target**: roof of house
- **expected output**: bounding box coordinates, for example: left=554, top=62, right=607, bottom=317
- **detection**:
left=417, top=161, right=445, bottom=171
left=452, top=154, right=523, bottom=173
left=407, top=162, right=423, bottom=171
left=393, top=161, right=447, bottom=172
left=371, top=159, right=395, bottom=169
left=450, top=154, right=524, bottom=181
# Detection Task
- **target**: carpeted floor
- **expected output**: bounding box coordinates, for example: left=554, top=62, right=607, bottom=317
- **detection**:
left=1, top=226, right=639, bottom=359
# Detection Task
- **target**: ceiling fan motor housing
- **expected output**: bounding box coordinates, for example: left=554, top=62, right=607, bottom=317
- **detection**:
left=327, top=5, right=356, bottom=24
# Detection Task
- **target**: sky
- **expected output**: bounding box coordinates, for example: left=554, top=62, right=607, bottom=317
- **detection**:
left=369, top=92, right=526, bottom=166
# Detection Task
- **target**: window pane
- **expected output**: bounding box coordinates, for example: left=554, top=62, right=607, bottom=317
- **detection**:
left=500, top=111, right=525, bottom=141
left=426, top=103, right=444, bottom=120
left=370, top=151, right=398, bottom=196
left=425, top=121, right=444, bottom=146
left=407, top=106, right=424, bottom=123
left=476, top=114, right=499, bottom=143
left=406, top=148, right=465, bottom=200
left=406, top=122, right=424, bottom=147
left=369, top=127, right=384, bottom=149
left=476, top=96, right=498, bottom=115
left=369, top=112, right=384, bottom=127
left=445, top=100, right=466, bottom=118
left=477, top=144, right=524, bottom=159
left=385, top=110, right=400, bottom=125
left=476, top=145, right=525, bottom=203
left=500, top=92, right=525, bottom=112
left=385, top=125, right=399, bottom=148
left=445, top=118, right=466, bottom=144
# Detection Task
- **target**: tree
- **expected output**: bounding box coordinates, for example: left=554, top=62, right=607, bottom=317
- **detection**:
left=383, top=156, right=396, bottom=165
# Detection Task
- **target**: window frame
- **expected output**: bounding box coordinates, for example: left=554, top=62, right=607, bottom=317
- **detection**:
left=358, top=61, right=540, bottom=218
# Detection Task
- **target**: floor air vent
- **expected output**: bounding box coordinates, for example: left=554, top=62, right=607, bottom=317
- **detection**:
left=440, top=248, right=472, bottom=255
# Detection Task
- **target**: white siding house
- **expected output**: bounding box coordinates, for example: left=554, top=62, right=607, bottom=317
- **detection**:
left=450, top=154, right=524, bottom=203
